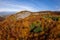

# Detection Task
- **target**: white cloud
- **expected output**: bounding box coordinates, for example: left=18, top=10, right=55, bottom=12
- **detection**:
left=0, top=2, right=38, bottom=12
left=55, top=5, right=60, bottom=11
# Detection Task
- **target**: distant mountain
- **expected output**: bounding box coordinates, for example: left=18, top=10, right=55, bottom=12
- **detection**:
left=0, top=11, right=16, bottom=22
left=0, top=11, right=60, bottom=17
left=0, top=11, right=16, bottom=17
left=0, top=11, right=60, bottom=22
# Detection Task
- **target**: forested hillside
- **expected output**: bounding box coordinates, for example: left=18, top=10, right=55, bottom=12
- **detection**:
left=0, top=11, right=60, bottom=40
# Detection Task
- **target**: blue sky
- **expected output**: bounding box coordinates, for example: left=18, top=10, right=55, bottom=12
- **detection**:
left=0, top=0, right=60, bottom=12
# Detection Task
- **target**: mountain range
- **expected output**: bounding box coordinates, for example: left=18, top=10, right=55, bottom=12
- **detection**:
left=0, top=11, right=60, bottom=22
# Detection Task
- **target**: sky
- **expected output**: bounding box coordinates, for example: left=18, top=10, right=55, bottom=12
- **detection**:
left=0, top=0, right=60, bottom=12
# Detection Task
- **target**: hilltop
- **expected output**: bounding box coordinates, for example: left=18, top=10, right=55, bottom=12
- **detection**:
left=0, top=11, right=60, bottom=40
left=0, top=11, right=60, bottom=22
left=2, top=11, right=60, bottom=21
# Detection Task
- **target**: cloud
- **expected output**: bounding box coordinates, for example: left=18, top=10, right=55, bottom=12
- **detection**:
left=0, top=1, right=38, bottom=12
left=1, top=0, right=59, bottom=12
left=55, top=5, right=60, bottom=11
left=0, top=0, right=32, bottom=11
left=0, top=0, right=50, bottom=12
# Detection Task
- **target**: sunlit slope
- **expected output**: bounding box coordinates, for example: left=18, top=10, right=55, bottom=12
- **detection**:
left=0, top=11, right=60, bottom=40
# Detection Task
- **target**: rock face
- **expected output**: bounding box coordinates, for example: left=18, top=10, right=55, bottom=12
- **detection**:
left=0, top=11, right=60, bottom=40
left=16, top=11, right=31, bottom=19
